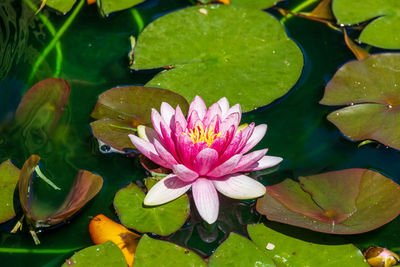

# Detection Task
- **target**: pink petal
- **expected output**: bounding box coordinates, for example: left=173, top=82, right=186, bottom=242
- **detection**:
left=153, top=138, right=179, bottom=167
left=223, top=103, right=242, bottom=122
left=151, top=108, right=171, bottom=140
left=160, top=121, right=178, bottom=159
left=173, top=105, right=187, bottom=131
left=203, top=103, right=222, bottom=127
left=192, top=178, right=219, bottom=224
left=217, top=97, right=229, bottom=116
left=212, top=174, right=266, bottom=199
left=218, top=130, right=243, bottom=163
left=210, top=135, right=226, bottom=154
left=232, top=149, right=268, bottom=173
left=187, top=110, right=203, bottom=130
left=189, top=95, right=207, bottom=120
left=193, top=148, right=218, bottom=175
left=240, top=124, right=267, bottom=154
left=220, top=112, right=240, bottom=133
left=144, top=174, right=192, bottom=205
left=137, top=125, right=159, bottom=143
left=207, top=154, right=242, bottom=177
left=234, top=123, right=255, bottom=154
left=129, top=134, right=170, bottom=168
left=176, top=134, right=197, bottom=168
left=172, top=164, right=199, bottom=182
left=241, top=156, right=283, bottom=172
left=160, top=102, right=175, bottom=129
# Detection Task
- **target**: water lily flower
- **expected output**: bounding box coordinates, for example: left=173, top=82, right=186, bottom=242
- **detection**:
left=129, top=96, right=282, bottom=224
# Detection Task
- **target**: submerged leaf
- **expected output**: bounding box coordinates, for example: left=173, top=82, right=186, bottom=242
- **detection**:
left=320, top=53, right=400, bottom=150
left=133, top=235, right=206, bottom=267
left=90, top=86, right=188, bottom=152
left=257, top=169, right=400, bottom=234
left=132, top=5, right=303, bottom=112
left=113, top=183, right=189, bottom=236
left=19, top=154, right=103, bottom=228
left=0, top=160, right=20, bottom=224
left=248, top=224, right=369, bottom=266
left=89, top=214, right=140, bottom=267
left=332, top=0, right=400, bottom=49
left=62, top=241, right=126, bottom=267
left=208, top=232, right=275, bottom=267
left=15, top=78, right=70, bottom=135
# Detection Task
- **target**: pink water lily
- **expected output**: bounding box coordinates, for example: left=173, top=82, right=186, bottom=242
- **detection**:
left=129, top=96, right=282, bottom=224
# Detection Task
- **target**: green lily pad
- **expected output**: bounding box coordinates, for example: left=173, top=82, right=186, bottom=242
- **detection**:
left=46, top=0, right=77, bottom=14
left=230, top=0, right=282, bottom=9
left=320, top=53, right=400, bottom=150
left=208, top=232, right=275, bottom=267
left=131, top=5, right=303, bottom=112
left=256, top=169, right=400, bottom=234
left=62, top=241, right=126, bottom=267
left=0, top=160, right=20, bottom=224
left=99, top=0, right=146, bottom=16
left=133, top=235, right=207, bottom=267
left=15, top=78, right=70, bottom=136
left=19, top=155, right=103, bottom=228
left=90, top=86, right=188, bottom=152
left=332, top=0, right=400, bottom=49
left=248, top=224, right=369, bottom=266
left=113, top=183, right=190, bottom=236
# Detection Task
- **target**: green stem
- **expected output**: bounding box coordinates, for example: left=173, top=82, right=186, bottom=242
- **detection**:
left=35, top=165, right=61, bottom=190
left=0, top=247, right=81, bottom=254
left=27, top=0, right=85, bottom=84
left=280, top=0, right=320, bottom=23
left=130, top=8, right=144, bottom=33
left=23, top=0, right=63, bottom=80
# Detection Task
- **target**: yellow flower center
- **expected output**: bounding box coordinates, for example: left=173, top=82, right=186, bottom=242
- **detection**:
left=183, top=125, right=221, bottom=147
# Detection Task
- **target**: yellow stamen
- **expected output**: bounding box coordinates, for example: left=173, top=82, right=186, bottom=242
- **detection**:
left=183, top=125, right=221, bottom=147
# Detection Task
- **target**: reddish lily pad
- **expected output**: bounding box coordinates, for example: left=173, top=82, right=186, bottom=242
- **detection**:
left=90, top=86, right=189, bottom=152
left=19, top=154, right=103, bottom=228
left=256, top=169, right=400, bottom=234
left=320, top=53, right=400, bottom=150
left=0, top=160, right=20, bottom=224
left=15, top=78, right=70, bottom=135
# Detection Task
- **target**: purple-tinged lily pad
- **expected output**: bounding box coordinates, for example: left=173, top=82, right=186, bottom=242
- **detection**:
left=90, top=86, right=188, bottom=152
left=256, top=169, right=400, bottom=234
left=15, top=78, right=70, bottom=135
left=0, top=160, right=20, bottom=224
left=320, top=53, right=400, bottom=150
left=19, top=154, right=103, bottom=228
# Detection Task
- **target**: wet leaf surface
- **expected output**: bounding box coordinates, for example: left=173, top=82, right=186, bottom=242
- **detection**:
left=0, top=160, right=20, bottom=224
left=248, top=223, right=369, bottom=266
left=257, top=169, right=400, bottom=234
left=99, top=0, right=146, bottom=16
left=332, top=0, right=400, bottom=49
left=61, top=241, right=126, bottom=267
left=229, top=0, right=281, bottom=9
left=46, top=0, right=77, bottom=14
left=132, top=5, right=303, bottom=112
left=320, top=53, right=400, bottom=150
left=133, top=235, right=207, bottom=267
left=113, top=183, right=190, bottom=236
left=208, top=232, right=275, bottom=267
left=19, top=154, right=103, bottom=228
left=90, top=86, right=188, bottom=151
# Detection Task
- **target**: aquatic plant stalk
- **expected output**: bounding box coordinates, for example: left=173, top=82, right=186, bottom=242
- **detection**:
left=130, top=8, right=144, bottom=32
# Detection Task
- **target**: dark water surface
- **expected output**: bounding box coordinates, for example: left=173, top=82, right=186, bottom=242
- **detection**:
left=1, top=0, right=400, bottom=266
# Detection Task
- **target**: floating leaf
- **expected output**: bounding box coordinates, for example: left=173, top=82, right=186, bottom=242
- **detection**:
left=0, top=160, right=20, bottom=224
left=62, top=241, right=127, bottom=267
left=208, top=232, right=275, bottom=267
left=332, top=0, right=400, bottom=49
left=113, top=183, right=189, bottom=236
left=133, top=235, right=207, bottom=267
left=248, top=224, right=369, bottom=266
left=257, top=169, right=400, bottom=234
left=320, top=53, right=400, bottom=150
left=229, top=0, right=281, bottom=9
left=19, top=154, right=103, bottom=228
left=15, top=78, right=70, bottom=135
left=46, top=0, right=76, bottom=14
left=99, top=0, right=145, bottom=16
left=131, top=5, right=303, bottom=112
left=89, top=214, right=140, bottom=267
left=139, top=155, right=171, bottom=175
left=90, top=86, right=188, bottom=152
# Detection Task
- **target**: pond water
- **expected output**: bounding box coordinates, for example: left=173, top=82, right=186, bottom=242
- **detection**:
left=1, top=0, right=400, bottom=266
